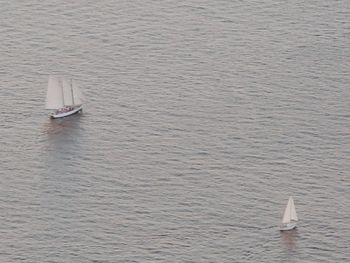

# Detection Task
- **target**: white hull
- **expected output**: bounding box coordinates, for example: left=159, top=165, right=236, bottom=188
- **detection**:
left=51, top=105, right=83, bottom=119
left=280, top=222, right=297, bottom=231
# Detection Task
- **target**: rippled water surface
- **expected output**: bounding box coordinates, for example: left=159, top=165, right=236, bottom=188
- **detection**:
left=0, top=0, right=349, bottom=262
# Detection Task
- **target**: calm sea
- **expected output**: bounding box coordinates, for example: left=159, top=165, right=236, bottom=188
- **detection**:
left=0, top=0, right=349, bottom=262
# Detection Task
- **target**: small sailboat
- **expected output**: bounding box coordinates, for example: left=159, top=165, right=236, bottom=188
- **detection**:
left=45, top=76, right=84, bottom=119
left=280, top=196, right=298, bottom=231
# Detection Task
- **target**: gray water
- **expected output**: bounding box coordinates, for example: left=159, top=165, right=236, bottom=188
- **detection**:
left=0, top=0, right=349, bottom=262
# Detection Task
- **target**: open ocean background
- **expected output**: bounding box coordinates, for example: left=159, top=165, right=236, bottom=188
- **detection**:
left=0, top=0, right=349, bottom=262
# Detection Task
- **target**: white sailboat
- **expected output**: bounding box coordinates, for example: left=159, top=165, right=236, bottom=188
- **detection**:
left=45, top=76, right=84, bottom=119
left=280, top=196, right=298, bottom=231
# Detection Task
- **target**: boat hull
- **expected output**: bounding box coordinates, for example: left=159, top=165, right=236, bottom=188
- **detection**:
left=50, top=105, right=83, bottom=119
left=280, top=222, right=297, bottom=231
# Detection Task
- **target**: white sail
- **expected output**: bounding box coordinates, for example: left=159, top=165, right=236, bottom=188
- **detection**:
left=71, top=80, right=83, bottom=105
left=282, top=196, right=297, bottom=224
left=290, top=197, right=298, bottom=221
left=62, top=78, right=74, bottom=106
left=45, top=76, right=64, bottom=109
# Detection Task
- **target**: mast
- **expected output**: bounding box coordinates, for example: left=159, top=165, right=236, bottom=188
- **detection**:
left=70, top=79, right=75, bottom=105
left=61, top=78, right=65, bottom=107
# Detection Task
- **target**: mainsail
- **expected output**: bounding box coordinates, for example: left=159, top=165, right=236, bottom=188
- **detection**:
left=282, top=196, right=298, bottom=224
left=62, top=78, right=74, bottom=106
left=290, top=197, right=298, bottom=221
left=45, top=76, right=83, bottom=110
left=45, top=76, right=64, bottom=109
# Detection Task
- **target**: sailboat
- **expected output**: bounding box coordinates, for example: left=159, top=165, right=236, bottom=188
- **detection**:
left=45, top=76, right=84, bottom=119
left=280, top=196, right=298, bottom=231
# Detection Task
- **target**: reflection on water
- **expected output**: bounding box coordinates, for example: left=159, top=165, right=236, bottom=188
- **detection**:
left=38, top=115, right=87, bottom=262
left=42, top=114, right=84, bottom=174
left=281, top=228, right=299, bottom=256
left=43, top=114, right=83, bottom=138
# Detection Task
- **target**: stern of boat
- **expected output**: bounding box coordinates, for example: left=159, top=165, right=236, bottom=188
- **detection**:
left=280, top=222, right=297, bottom=231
